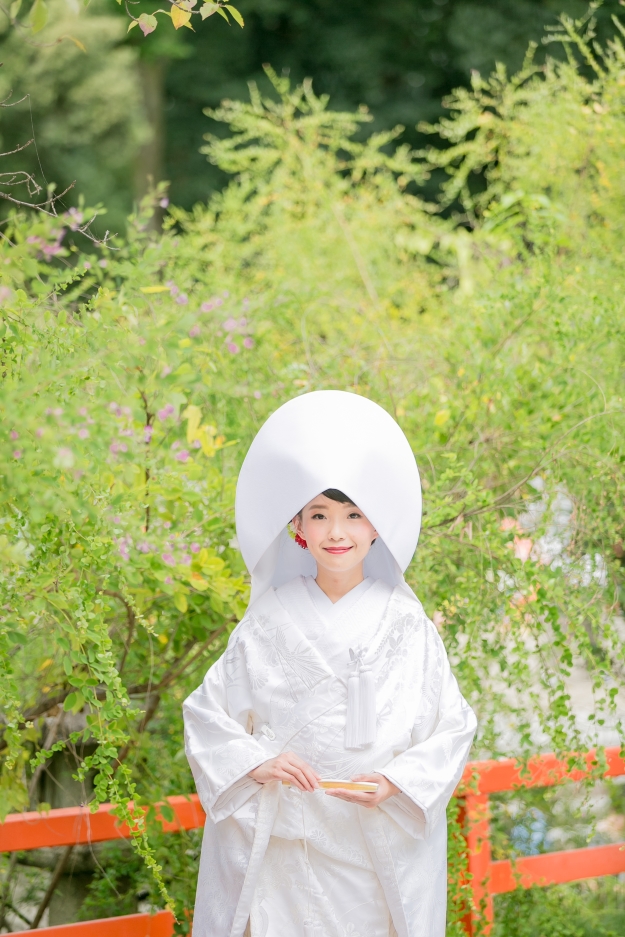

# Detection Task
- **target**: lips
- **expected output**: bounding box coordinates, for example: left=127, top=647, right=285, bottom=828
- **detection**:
left=323, top=546, right=353, bottom=554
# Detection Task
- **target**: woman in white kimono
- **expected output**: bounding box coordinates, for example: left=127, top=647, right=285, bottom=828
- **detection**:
left=184, top=391, right=477, bottom=937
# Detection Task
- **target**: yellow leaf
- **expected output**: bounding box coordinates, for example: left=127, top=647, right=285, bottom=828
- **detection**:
left=140, top=285, right=170, bottom=294
left=173, top=592, right=188, bottom=613
left=197, top=548, right=209, bottom=566
left=127, top=19, right=138, bottom=29
left=227, top=3, right=243, bottom=26
left=183, top=404, right=202, bottom=443
left=38, top=658, right=53, bottom=672
left=10, top=0, right=22, bottom=19
left=61, top=34, right=87, bottom=51
left=171, top=3, right=191, bottom=28
left=434, top=409, right=451, bottom=427
left=157, top=633, right=169, bottom=645
left=190, top=573, right=209, bottom=591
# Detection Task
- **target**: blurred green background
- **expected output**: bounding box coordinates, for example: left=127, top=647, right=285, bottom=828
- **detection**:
left=3, top=0, right=623, bottom=233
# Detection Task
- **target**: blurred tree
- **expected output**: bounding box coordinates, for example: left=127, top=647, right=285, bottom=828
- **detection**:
left=1, top=1, right=624, bottom=230
left=163, top=0, right=620, bottom=207
left=0, top=0, right=150, bottom=234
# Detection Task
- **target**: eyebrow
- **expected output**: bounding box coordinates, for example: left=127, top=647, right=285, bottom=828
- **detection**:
left=307, top=502, right=356, bottom=510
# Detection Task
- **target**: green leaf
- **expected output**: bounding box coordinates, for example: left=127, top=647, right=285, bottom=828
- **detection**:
left=63, top=692, right=78, bottom=712
left=63, top=657, right=73, bottom=676
left=138, top=12, right=158, bottom=35
left=29, top=0, right=48, bottom=34
left=227, top=3, right=243, bottom=26
left=200, top=0, right=218, bottom=17
left=173, top=591, right=188, bottom=613
left=5, top=630, right=24, bottom=645
left=10, top=0, right=22, bottom=20
left=160, top=803, right=175, bottom=823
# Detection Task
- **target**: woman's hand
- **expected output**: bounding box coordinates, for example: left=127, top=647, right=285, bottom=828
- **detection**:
left=325, top=773, right=399, bottom=808
left=248, top=752, right=320, bottom=792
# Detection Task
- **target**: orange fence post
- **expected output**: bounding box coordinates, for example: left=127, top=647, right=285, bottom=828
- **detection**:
left=465, top=792, right=493, bottom=935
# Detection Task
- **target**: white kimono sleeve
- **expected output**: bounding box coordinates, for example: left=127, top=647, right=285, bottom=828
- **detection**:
left=183, top=649, right=269, bottom=823
left=378, top=630, right=476, bottom=839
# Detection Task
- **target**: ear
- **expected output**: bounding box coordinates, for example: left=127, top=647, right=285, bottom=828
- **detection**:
left=292, top=515, right=303, bottom=534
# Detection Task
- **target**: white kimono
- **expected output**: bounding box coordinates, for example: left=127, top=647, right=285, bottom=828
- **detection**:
left=184, top=575, right=477, bottom=937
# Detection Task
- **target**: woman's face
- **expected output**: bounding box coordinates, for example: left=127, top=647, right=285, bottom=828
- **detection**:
left=293, top=493, right=378, bottom=574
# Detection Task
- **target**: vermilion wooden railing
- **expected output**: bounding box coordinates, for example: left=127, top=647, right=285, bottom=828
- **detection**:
left=2, top=748, right=624, bottom=936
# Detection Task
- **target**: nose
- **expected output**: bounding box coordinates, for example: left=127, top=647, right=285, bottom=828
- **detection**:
left=328, top=517, right=346, bottom=541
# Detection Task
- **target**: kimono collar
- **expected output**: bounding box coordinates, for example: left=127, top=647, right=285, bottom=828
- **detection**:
left=235, top=391, right=422, bottom=603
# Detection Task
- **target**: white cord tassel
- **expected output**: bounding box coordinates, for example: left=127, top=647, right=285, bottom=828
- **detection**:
left=358, top=666, right=376, bottom=746
left=345, top=669, right=361, bottom=750
left=345, top=651, right=376, bottom=749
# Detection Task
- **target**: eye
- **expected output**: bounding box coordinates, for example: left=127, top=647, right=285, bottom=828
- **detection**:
left=348, top=512, right=362, bottom=519
left=311, top=513, right=326, bottom=520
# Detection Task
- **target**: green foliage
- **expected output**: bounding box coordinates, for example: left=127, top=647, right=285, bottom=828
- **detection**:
left=0, top=0, right=150, bottom=234
left=2, top=11, right=625, bottom=925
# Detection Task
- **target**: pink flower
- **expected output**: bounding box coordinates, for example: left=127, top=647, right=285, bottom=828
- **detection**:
left=223, top=290, right=230, bottom=297
left=36, top=428, right=44, bottom=438
left=163, top=521, right=172, bottom=529
left=64, top=208, right=84, bottom=231
left=513, top=536, right=533, bottom=563
left=253, top=390, right=262, bottom=400
left=113, top=516, right=121, bottom=523
left=192, top=439, right=201, bottom=448
left=161, top=365, right=172, bottom=377
left=223, top=317, right=237, bottom=332
left=78, top=407, right=88, bottom=417
left=138, top=336, right=146, bottom=346
left=189, top=324, right=201, bottom=338
left=171, top=441, right=180, bottom=450
left=54, top=408, right=63, bottom=417
left=119, top=428, right=134, bottom=437
left=137, top=542, right=151, bottom=553
left=159, top=198, right=169, bottom=208
left=99, top=259, right=108, bottom=269
left=83, top=261, right=92, bottom=269
left=175, top=449, right=190, bottom=463
left=227, top=342, right=239, bottom=354
left=144, top=426, right=154, bottom=443
left=117, top=536, right=132, bottom=561
left=190, top=542, right=200, bottom=553
left=164, top=576, right=173, bottom=585
left=181, top=554, right=191, bottom=565
left=109, top=441, right=128, bottom=454
left=0, top=286, right=11, bottom=303
left=157, top=404, right=175, bottom=421
left=167, top=281, right=179, bottom=297
left=201, top=301, right=215, bottom=313
left=500, top=517, right=518, bottom=532
left=162, top=553, right=176, bottom=566
left=12, top=449, right=22, bottom=459
left=176, top=294, right=188, bottom=306
left=239, top=317, right=248, bottom=328
left=10, top=430, right=18, bottom=440
left=78, top=428, right=89, bottom=439
left=243, top=337, right=254, bottom=349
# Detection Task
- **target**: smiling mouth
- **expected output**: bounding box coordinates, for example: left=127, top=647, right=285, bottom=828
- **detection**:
left=323, top=546, right=353, bottom=554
